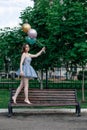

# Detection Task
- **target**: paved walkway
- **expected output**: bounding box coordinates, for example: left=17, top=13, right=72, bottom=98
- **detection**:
left=0, top=109, right=87, bottom=130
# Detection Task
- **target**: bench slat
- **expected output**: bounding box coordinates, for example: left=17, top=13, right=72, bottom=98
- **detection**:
left=12, top=90, right=76, bottom=93
left=11, top=102, right=78, bottom=107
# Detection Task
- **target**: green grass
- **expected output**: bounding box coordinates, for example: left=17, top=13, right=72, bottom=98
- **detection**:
left=0, top=89, right=87, bottom=108
left=77, top=89, right=87, bottom=108
left=0, top=89, right=10, bottom=108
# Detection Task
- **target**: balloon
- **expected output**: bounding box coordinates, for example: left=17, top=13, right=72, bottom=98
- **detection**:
left=28, top=29, right=37, bottom=38
left=25, top=36, right=36, bottom=45
left=22, top=23, right=31, bottom=33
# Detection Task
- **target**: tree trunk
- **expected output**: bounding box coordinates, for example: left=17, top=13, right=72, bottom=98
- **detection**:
left=40, top=69, right=43, bottom=90
left=82, top=67, right=85, bottom=102
left=46, top=68, right=48, bottom=89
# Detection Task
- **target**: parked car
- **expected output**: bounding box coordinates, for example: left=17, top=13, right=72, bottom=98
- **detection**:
left=0, top=72, right=7, bottom=78
left=8, top=71, right=18, bottom=79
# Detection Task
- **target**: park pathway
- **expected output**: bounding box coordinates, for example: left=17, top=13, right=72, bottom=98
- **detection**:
left=0, top=111, right=87, bottom=130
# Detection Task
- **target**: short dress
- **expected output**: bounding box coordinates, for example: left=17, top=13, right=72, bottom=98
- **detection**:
left=16, top=57, right=37, bottom=78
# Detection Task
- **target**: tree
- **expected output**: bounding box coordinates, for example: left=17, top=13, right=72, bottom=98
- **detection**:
left=0, top=27, right=25, bottom=71
left=0, top=0, right=87, bottom=91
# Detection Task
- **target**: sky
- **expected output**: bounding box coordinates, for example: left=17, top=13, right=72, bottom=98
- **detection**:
left=0, top=0, right=34, bottom=29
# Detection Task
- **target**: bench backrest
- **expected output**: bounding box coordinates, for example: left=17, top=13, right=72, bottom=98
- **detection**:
left=11, top=89, right=78, bottom=106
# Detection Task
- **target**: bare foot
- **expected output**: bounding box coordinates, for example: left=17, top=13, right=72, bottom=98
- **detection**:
left=12, top=96, right=17, bottom=104
left=24, top=99, right=32, bottom=104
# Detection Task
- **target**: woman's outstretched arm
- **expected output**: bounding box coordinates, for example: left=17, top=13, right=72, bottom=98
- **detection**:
left=29, top=47, right=45, bottom=58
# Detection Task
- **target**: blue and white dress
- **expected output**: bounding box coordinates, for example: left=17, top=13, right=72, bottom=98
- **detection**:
left=16, top=57, right=37, bottom=78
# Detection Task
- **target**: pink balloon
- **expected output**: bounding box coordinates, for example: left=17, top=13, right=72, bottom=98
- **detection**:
left=28, top=29, right=37, bottom=38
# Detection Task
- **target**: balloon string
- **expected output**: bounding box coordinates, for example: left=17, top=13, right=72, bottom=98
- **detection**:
left=36, top=40, right=44, bottom=47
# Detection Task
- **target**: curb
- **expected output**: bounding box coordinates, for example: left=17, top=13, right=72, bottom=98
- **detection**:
left=0, top=108, right=87, bottom=113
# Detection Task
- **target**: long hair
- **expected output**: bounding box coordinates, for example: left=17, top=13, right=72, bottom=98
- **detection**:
left=21, top=44, right=29, bottom=53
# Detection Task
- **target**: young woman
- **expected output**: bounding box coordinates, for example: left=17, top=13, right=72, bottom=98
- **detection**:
left=12, top=44, right=45, bottom=104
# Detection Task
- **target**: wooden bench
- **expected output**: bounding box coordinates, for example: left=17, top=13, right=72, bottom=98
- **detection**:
left=8, top=89, right=81, bottom=117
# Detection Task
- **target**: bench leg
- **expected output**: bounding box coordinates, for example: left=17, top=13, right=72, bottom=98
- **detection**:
left=75, top=102, right=81, bottom=117
left=8, top=103, right=13, bottom=117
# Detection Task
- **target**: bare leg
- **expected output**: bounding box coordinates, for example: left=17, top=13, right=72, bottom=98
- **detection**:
left=23, top=78, right=31, bottom=104
left=12, top=78, right=24, bottom=104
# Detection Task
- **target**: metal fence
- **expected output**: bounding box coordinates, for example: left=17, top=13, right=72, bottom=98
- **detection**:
left=0, top=66, right=86, bottom=89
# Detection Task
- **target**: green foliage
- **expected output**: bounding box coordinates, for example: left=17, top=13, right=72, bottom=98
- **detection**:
left=0, top=0, right=87, bottom=71
left=0, top=27, right=25, bottom=70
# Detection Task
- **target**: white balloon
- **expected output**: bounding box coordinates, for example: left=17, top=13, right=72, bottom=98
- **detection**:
left=28, top=29, right=37, bottom=38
